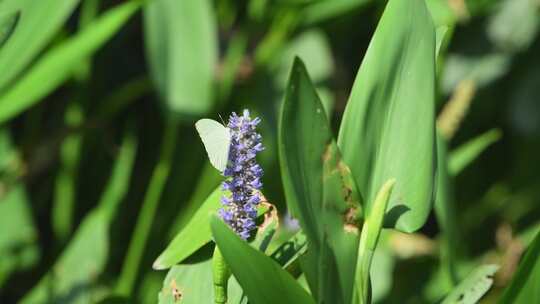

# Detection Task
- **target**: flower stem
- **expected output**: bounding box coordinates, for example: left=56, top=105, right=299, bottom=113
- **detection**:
left=212, top=245, right=231, bottom=304
left=355, top=178, right=395, bottom=304
left=115, top=117, right=180, bottom=296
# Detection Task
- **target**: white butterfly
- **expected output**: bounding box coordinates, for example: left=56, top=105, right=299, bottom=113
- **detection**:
left=195, top=119, right=231, bottom=172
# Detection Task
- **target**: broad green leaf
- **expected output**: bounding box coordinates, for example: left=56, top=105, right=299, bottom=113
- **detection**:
left=279, top=58, right=362, bottom=304
left=441, top=264, right=499, bottom=304
left=0, top=1, right=141, bottom=124
left=337, top=0, right=436, bottom=232
left=211, top=217, right=315, bottom=304
left=449, top=129, right=501, bottom=176
left=158, top=257, right=245, bottom=304
left=155, top=188, right=272, bottom=270
left=0, top=10, right=19, bottom=49
left=154, top=187, right=221, bottom=270
left=158, top=259, right=215, bottom=304
left=21, top=131, right=137, bottom=303
left=0, top=0, right=80, bottom=91
left=499, top=230, right=540, bottom=303
left=143, top=0, right=217, bottom=116
left=426, top=0, right=456, bottom=27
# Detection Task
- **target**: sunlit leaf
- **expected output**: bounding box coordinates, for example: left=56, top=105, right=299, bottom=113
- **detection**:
left=211, top=216, right=315, bottom=304
left=0, top=0, right=80, bottom=91
left=441, top=264, right=499, bottom=304
left=337, top=0, right=436, bottom=232
left=0, top=1, right=141, bottom=124
left=0, top=10, right=19, bottom=49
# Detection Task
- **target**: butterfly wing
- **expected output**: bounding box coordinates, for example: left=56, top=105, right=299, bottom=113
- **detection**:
left=195, top=119, right=231, bottom=172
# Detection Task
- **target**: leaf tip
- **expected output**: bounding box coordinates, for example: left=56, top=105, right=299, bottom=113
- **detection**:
left=152, top=257, right=166, bottom=270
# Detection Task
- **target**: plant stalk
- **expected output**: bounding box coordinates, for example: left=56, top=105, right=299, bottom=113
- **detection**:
left=212, top=245, right=231, bottom=304
left=355, top=179, right=395, bottom=304
left=115, top=117, right=180, bottom=296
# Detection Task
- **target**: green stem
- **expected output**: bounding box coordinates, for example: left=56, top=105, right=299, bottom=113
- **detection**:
left=212, top=246, right=231, bottom=304
left=52, top=0, right=99, bottom=241
left=355, top=179, right=395, bottom=304
left=52, top=102, right=84, bottom=241
left=115, top=117, right=180, bottom=296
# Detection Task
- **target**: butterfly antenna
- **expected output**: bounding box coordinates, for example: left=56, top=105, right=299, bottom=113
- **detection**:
left=218, top=114, right=226, bottom=125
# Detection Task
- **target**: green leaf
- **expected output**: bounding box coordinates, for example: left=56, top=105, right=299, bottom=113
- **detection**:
left=20, top=210, right=110, bottom=304
left=158, top=259, right=215, bottom=304
left=435, top=26, right=449, bottom=59
left=441, top=264, right=499, bottom=304
left=211, top=216, right=315, bottom=304
left=499, top=230, right=540, bottom=303
left=449, top=129, right=501, bottom=176
left=337, top=0, right=436, bottom=232
left=0, top=1, right=141, bottom=124
left=158, top=257, right=246, bottom=304
left=21, top=130, right=137, bottom=303
left=426, top=0, right=457, bottom=27
left=279, top=58, right=362, bottom=304
left=143, top=0, right=217, bottom=116
left=0, top=185, right=38, bottom=287
left=0, top=0, right=80, bottom=91
left=0, top=10, right=19, bottom=49
left=0, top=129, right=38, bottom=287
left=153, top=187, right=221, bottom=270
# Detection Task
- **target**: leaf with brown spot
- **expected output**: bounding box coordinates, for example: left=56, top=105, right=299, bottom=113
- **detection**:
left=279, top=58, right=364, bottom=304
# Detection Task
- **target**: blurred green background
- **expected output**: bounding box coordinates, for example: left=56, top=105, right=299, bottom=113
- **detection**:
left=0, top=0, right=539, bottom=303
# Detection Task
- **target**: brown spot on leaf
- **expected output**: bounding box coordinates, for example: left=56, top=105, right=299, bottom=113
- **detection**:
left=259, top=200, right=279, bottom=230
left=343, top=206, right=360, bottom=234
left=170, top=279, right=183, bottom=302
left=322, top=143, right=332, bottom=163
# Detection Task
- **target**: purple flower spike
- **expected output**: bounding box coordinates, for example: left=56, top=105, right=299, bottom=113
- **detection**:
left=219, top=110, right=264, bottom=239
